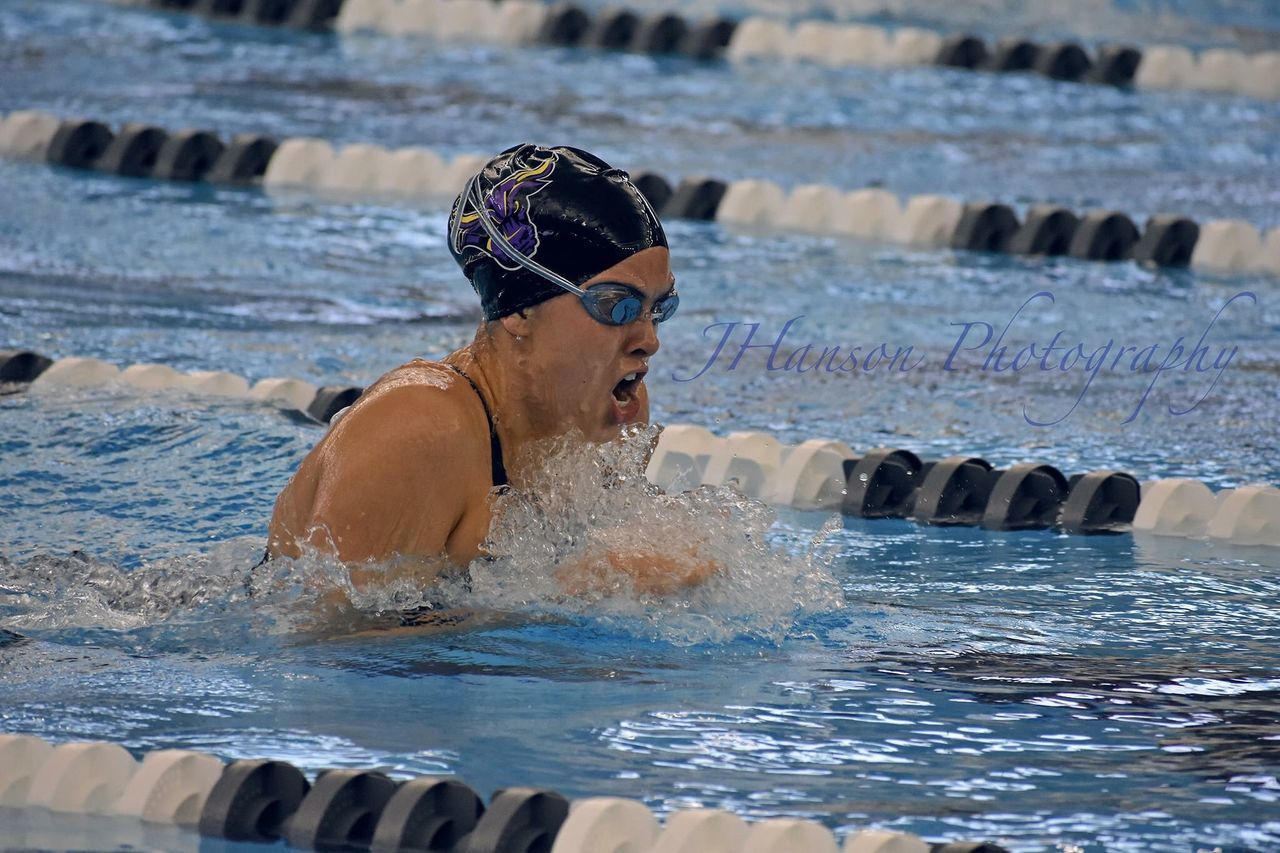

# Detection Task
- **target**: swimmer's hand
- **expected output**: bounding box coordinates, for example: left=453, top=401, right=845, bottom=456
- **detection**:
left=553, top=546, right=723, bottom=598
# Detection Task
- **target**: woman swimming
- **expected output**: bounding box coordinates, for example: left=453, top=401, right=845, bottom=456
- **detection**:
left=265, top=144, right=711, bottom=597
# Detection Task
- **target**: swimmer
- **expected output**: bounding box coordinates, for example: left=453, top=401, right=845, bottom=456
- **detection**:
left=267, top=144, right=716, bottom=597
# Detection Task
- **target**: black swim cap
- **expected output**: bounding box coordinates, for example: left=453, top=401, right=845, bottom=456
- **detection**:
left=448, top=143, right=667, bottom=321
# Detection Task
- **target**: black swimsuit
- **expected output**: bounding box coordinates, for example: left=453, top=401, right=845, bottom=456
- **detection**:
left=444, top=363, right=508, bottom=489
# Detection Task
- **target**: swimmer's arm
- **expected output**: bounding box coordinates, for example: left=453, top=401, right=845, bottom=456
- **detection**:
left=554, top=546, right=724, bottom=597
left=293, top=384, right=474, bottom=577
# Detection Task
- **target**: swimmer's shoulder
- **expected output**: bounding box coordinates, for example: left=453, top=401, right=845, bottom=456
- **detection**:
left=320, top=358, right=488, bottom=475
left=270, top=359, right=487, bottom=561
left=359, top=358, right=467, bottom=403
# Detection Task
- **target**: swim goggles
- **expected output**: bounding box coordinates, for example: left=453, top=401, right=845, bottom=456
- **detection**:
left=457, top=172, right=679, bottom=327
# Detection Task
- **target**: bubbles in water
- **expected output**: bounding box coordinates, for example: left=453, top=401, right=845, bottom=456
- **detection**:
left=0, top=540, right=365, bottom=642
left=434, top=424, right=845, bottom=645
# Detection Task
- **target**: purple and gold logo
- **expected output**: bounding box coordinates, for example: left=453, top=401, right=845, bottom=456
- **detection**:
left=454, top=152, right=557, bottom=271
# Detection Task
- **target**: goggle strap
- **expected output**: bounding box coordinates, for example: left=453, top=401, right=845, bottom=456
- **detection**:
left=460, top=173, right=587, bottom=298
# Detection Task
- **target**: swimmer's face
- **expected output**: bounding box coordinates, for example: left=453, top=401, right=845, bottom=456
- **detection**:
left=521, top=246, right=672, bottom=443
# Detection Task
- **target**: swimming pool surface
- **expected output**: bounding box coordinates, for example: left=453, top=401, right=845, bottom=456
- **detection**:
left=2, top=1, right=1280, bottom=850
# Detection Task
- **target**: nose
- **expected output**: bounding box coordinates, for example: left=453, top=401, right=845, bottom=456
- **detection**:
left=627, top=317, right=661, bottom=358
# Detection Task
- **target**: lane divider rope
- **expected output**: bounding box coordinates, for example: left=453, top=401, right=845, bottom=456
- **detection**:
left=3, top=110, right=1278, bottom=276
left=114, top=0, right=1280, bottom=100
left=0, top=734, right=1008, bottom=852
left=3, top=350, right=1277, bottom=547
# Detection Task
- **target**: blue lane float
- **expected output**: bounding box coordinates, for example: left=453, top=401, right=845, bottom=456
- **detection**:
left=4, top=110, right=1279, bottom=275
left=4, top=350, right=1277, bottom=546
left=0, top=735, right=1012, bottom=851
left=120, top=0, right=1280, bottom=100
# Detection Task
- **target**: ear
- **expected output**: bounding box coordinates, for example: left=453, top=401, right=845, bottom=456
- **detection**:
left=498, top=308, right=534, bottom=339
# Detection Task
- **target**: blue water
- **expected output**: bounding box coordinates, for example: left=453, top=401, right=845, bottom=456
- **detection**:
left=3, top=1, right=1280, bottom=850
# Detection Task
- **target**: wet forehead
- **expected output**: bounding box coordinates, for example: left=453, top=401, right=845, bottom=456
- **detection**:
left=583, top=247, right=673, bottom=295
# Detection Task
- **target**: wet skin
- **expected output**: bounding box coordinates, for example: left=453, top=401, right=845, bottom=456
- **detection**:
left=267, top=247, right=712, bottom=594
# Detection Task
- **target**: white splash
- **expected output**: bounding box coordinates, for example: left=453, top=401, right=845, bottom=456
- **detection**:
left=434, top=424, right=846, bottom=645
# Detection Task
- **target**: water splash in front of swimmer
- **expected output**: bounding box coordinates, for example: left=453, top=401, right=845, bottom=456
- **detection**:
left=0, top=425, right=844, bottom=647
left=433, top=424, right=846, bottom=645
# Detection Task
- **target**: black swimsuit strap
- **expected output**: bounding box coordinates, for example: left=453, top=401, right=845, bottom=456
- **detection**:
left=445, top=363, right=509, bottom=488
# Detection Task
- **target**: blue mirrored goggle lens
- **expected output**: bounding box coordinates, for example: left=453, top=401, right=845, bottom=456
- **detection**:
left=652, top=291, right=679, bottom=323
left=609, top=296, right=643, bottom=324
left=583, top=285, right=679, bottom=326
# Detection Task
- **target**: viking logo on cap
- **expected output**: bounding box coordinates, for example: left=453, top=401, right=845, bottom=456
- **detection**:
left=454, top=151, right=557, bottom=271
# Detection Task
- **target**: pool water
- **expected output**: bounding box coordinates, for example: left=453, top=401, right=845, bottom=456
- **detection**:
left=3, top=0, right=1280, bottom=850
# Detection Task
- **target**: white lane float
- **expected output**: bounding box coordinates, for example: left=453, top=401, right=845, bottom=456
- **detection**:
left=187, top=371, right=251, bottom=397
left=334, top=0, right=394, bottom=33
left=829, top=24, right=891, bottom=67
left=112, top=749, right=224, bottom=826
left=26, top=741, right=138, bottom=814
left=716, top=179, right=787, bottom=227
left=726, top=17, right=790, bottom=63
left=1132, top=478, right=1219, bottom=537
left=785, top=20, right=841, bottom=64
left=1251, top=226, right=1280, bottom=274
left=31, top=357, right=121, bottom=388
left=646, top=424, right=721, bottom=492
left=1207, top=485, right=1280, bottom=546
left=1188, top=48, right=1249, bottom=93
left=383, top=0, right=438, bottom=37
left=835, top=188, right=903, bottom=240
left=318, top=143, right=395, bottom=193
left=549, top=797, right=659, bottom=853
left=842, top=829, right=931, bottom=853
left=742, top=818, right=839, bottom=853
left=894, top=194, right=964, bottom=247
left=437, top=152, right=488, bottom=197
left=777, top=183, right=845, bottom=232
left=701, top=430, right=786, bottom=499
left=887, top=28, right=943, bottom=65
left=1190, top=219, right=1263, bottom=272
left=372, top=146, right=447, bottom=196
left=263, top=138, right=337, bottom=188
left=1134, top=44, right=1196, bottom=89
left=436, top=0, right=494, bottom=41
left=1242, top=51, right=1280, bottom=99
left=770, top=438, right=856, bottom=510
left=648, top=809, right=749, bottom=853
left=493, top=0, right=548, bottom=45
left=0, top=734, right=54, bottom=807
left=251, top=377, right=320, bottom=412
left=121, top=363, right=191, bottom=391
left=0, top=110, right=61, bottom=159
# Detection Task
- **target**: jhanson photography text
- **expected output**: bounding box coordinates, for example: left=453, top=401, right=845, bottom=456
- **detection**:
left=672, top=290, right=1257, bottom=425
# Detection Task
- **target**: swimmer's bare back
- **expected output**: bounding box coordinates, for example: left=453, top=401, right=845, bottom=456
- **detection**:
left=267, top=356, right=499, bottom=579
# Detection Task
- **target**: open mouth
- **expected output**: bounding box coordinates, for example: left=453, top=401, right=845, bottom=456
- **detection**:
left=611, top=369, right=645, bottom=404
